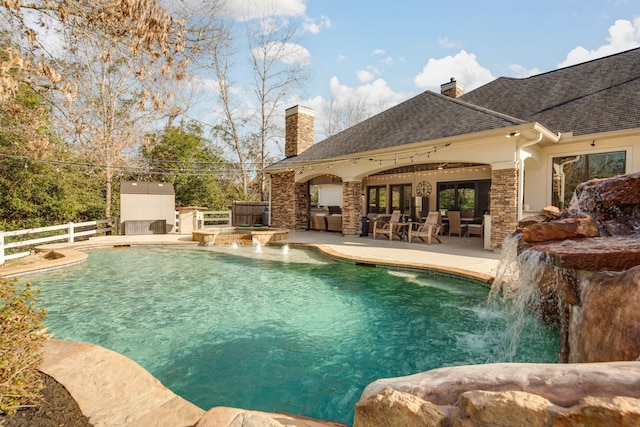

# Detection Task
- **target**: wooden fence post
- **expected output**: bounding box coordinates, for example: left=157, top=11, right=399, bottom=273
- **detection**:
left=68, top=222, right=75, bottom=243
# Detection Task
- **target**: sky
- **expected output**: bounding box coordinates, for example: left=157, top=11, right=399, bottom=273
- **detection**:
left=202, top=0, right=640, bottom=144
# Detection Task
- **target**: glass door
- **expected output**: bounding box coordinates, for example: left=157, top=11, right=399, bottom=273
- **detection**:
left=391, top=184, right=412, bottom=217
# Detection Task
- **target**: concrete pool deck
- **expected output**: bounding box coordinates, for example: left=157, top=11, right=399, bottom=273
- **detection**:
left=1, top=230, right=501, bottom=282
left=1, top=230, right=502, bottom=426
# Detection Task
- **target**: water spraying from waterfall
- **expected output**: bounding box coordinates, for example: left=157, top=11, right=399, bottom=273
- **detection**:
left=282, top=244, right=290, bottom=255
left=489, top=234, right=561, bottom=360
left=231, top=242, right=238, bottom=249
left=255, top=243, right=262, bottom=253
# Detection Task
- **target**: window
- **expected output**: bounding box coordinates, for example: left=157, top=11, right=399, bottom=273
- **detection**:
left=552, top=151, right=626, bottom=209
left=367, top=186, right=387, bottom=213
left=437, top=180, right=490, bottom=218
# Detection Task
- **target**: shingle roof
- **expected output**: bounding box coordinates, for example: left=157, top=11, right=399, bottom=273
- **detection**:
left=460, top=47, right=640, bottom=136
left=274, top=91, right=524, bottom=167
left=271, top=47, right=640, bottom=168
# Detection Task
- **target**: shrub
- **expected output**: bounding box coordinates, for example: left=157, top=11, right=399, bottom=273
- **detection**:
left=0, top=278, right=48, bottom=415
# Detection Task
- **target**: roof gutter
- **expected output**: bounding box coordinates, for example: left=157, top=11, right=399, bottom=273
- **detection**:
left=517, top=132, right=543, bottom=220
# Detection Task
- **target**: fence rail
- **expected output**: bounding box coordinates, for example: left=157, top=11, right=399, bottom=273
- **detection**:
left=203, top=211, right=232, bottom=227
left=174, top=210, right=232, bottom=233
left=1, top=219, right=115, bottom=265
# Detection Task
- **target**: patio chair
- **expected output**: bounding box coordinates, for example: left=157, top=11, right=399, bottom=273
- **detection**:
left=467, top=218, right=484, bottom=238
left=408, top=211, right=443, bottom=244
left=373, top=210, right=403, bottom=240
left=447, top=211, right=468, bottom=237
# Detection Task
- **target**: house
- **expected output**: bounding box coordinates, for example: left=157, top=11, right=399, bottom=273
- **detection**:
left=265, top=47, right=640, bottom=249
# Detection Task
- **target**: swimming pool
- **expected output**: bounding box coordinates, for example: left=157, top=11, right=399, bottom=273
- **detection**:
left=25, top=245, right=559, bottom=425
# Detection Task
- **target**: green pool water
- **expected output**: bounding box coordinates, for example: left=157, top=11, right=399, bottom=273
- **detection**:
left=24, top=245, right=559, bottom=425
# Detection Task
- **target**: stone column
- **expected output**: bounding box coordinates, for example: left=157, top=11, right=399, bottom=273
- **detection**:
left=270, top=171, right=309, bottom=230
left=490, top=168, right=518, bottom=249
left=342, top=181, right=363, bottom=236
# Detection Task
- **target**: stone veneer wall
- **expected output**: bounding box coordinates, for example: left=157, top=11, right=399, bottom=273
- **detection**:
left=342, top=181, right=363, bottom=236
left=490, top=168, right=518, bottom=249
left=270, top=171, right=309, bottom=230
left=285, top=106, right=314, bottom=158
left=294, top=180, right=310, bottom=230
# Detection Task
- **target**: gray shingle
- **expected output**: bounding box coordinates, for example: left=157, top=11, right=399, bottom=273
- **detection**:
left=271, top=47, right=640, bottom=168
left=460, top=47, right=640, bottom=135
left=274, top=91, right=523, bottom=167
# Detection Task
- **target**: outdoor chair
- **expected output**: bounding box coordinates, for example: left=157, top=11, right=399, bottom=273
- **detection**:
left=408, top=211, right=443, bottom=245
left=447, top=211, right=468, bottom=237
left=373, top=210, right=403, bottom=240
left=467, top=218, right=484, bottom=238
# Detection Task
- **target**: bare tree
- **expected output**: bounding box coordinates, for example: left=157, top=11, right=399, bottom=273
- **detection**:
left=54, top=31, right=175, bottom=218
left=245, top=13, right=308, bottom=200
left=0, top=0, right=190, bottom=217
left=204, top=4, right=308, bottom=200
left=321, top=92, right=372, bottom=139
left=209, top=17, right=258, bottom=196
left=0, top=0, right=182, bottom=98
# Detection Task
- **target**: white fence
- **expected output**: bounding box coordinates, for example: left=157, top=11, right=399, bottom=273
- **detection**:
left=174, top=210, right=232, bottom=232
left=0, top=219, right=115, bottom=265
left=203, top=211, right=232, bottom=227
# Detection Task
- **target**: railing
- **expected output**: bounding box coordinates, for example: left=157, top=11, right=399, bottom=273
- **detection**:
left=203, top=211, right=232, bottom=227
left=174, top=210, right=232, bottom=233
left=0, top=219, right=115, bottom=265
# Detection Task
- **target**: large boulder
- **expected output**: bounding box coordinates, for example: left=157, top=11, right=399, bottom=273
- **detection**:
left=354, top=387, right=446, bottom=427
left=354, top=362, right=640, bottom=427
left=569, top=265, right=640, bottom=362
left=521, top=214, right=599, bottom=243
left=564, top=171, right=640, bottom=237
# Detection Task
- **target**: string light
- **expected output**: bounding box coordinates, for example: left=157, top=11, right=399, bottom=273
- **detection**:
left=269, top=142, right=452, bottom=173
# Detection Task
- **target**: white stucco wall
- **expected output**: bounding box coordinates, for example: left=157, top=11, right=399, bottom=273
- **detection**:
left=523, top=131, right=638, bottom=212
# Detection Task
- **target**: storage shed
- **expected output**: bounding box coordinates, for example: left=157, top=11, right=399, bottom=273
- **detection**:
left=120, top=181, right=176, bottom=234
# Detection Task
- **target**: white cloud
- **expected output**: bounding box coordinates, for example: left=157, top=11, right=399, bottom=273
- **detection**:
left=302, top=15, right=331, bottom=34
left=252, top=42, right=311, bottom=66
left=414, top=50, right=495, bottom=92
left=289, top=77, right=409, bottom=139
left=336, top=54, right=347, bottom=62
left=221, top=0, right=307, bottom=20
left=558, top=18, right=640, bottom=68
left=328, top=77, right=408, bottom=111
left=371, top=49, right=385, bottom=56
left=438, top=36, right=460, bottom=49
left=357, top=69, right=375, bottom=83
left=190, top=76, right=220, bottom=93
left=508, top=63, right=542, bottom=78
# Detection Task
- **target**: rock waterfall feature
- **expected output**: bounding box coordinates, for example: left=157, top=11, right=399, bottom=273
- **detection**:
left=354, top=172, right=640, bottom=426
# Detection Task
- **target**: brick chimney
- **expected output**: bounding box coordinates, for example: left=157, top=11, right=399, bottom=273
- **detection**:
left=285, top=105, right=314, bottom=157
left=440, top=78, right=464, bottom=98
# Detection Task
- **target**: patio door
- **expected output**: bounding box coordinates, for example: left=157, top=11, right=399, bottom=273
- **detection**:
left=391, top=184, right=412, bottom=216
left=367, top=186, right=387, bottom=213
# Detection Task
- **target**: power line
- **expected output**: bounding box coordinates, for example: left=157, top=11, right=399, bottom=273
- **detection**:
left=0, top=152, right=265, bottom=175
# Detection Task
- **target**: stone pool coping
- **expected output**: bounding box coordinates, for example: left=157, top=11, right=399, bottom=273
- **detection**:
left=1, top=231, right=500, bottom=426
left=1, top=231, right=499, bottom=282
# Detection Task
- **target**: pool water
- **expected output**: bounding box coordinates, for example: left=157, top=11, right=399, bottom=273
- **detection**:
left=25, top=245, right=559, bottom=425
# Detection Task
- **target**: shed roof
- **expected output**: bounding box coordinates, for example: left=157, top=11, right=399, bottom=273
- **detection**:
left=120, top=181, right=175, bottom=195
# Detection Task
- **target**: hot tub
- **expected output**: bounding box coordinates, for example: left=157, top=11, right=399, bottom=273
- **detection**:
left=192, top=227, right=289, bottom=246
